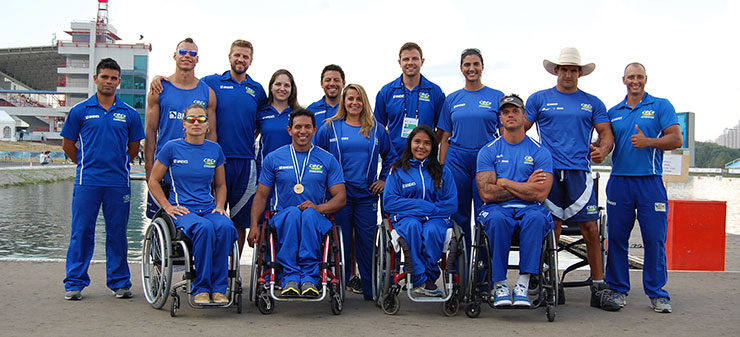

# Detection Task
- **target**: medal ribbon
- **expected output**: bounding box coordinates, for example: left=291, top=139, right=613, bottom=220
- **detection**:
left=289, top=144, right=313, bottom=186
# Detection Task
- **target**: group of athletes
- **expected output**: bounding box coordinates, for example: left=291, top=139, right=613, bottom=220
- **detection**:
left=60, top=38, right=682, bottom=315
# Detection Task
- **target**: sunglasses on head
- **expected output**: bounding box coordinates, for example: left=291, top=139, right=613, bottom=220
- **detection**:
left=184, top=115, right=208, bottom=124
left=177, top=48, right=198, bottom=57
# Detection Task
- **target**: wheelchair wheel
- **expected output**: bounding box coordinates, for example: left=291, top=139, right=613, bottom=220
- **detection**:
left=249, top=222, right=268, bottom=304
left=442, top=295, right=459, bottom=317
left=600, top=211, right=608, bottom=275
left=452, top=223, right=468, bottom=298
left=541, top=231, right=559, bottom=317
left=547, top=304, right=556, bottom=322
left=236, top=292, right=243, bottom=314
left=467, top=222, right=489, bottom=302
left=465, top=302, right=481, bottom=318
left=372, top=223, right=391, bottom=306
left=257, top=288, right=274, bottom=315
left=170, top=294, right=179, bottom=317
left=381, top=293, right=400, bottom=315
left=141, top=217, right=173, bottom=309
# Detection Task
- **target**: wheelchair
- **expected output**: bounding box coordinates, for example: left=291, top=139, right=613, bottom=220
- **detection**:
left=141, top=209, right=243, bottom=317
left=249, top=211, right=345, bottom=315
left=558, top=172, right=607, bottom=304
left=372, top=216, right=467, bottom=316
left=465, top=218, right=559, bottom=322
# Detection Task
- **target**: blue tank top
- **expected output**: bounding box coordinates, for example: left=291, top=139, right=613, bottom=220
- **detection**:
left=156, top=81, right=211, bottom=156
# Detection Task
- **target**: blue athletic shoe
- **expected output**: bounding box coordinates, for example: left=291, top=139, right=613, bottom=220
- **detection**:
left=492, top=285, right=512, bottom=307
left=513, top=284, right=531, bottom=307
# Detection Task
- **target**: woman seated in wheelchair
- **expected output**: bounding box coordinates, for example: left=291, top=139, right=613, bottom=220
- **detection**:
left=148, top=103, right=237, bottom=305
left=474, top=94, right=554, bottom=307
left=247, top=108, right=346, bottom=297
left=382, top=125, right=457, bottom=297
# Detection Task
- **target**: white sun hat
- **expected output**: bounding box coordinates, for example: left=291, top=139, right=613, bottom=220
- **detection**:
left=543, top=47, right=596, bottom=76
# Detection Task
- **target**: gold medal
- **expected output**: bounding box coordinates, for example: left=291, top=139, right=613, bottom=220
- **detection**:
left=294, top=183, right=304, bottom=194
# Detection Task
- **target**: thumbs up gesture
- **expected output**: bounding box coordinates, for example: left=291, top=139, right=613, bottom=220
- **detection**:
left=631, top=124, right=649, bottom=149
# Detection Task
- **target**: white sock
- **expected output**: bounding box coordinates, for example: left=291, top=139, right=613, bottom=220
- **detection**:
left=494, top=280, right=507, bottom=288
left=593, top=279, right=604, bottom=284
left=517, top=274, right=530, bottom=288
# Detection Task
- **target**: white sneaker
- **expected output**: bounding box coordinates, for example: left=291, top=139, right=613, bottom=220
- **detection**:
left=650, top=297, right=672, bottom=313
left=491, top=285, right=512, bottom=307
left=512, top=284, right=531, bottom=307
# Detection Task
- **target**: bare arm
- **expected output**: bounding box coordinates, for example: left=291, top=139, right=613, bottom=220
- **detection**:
left=591, top=122, right=614, bottom=163
left=439, top=131, right=452, bottom=165
left=524, top=119, right=534, bottom=131
left=62, top=137, right=77, bottom=163
left=127, top=141, right=141, bottom=163
left=247, top=183, right=272, bottom=247
left=147, top=160, right=189, bottom=219
left=476, top=170, right=516, bottom=203
left=206, top=88, right=218, bottom=142
left=212, top=164, right=227, bottom=214
left=298, top=183, right=347, bottom=214
left=632, top=124, right=682, bottom=150
left=496, top=170, right=553, bottom=203
left=148, top=75, right=169, bottom=95
left=144, top=90, right=161, bottom=181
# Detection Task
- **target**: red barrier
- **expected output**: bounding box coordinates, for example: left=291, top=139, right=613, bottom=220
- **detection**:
left=666, top=200, right=726, bottom=271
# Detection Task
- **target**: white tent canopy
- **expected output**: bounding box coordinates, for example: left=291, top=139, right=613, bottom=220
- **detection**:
left=0, top=110, right=17, bottom=141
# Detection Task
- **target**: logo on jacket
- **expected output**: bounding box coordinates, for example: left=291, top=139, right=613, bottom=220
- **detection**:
left=169, top=111, right=184, bottom=120
left=308, top=164, right=324, bottom=173
left=85, top=114, right=100, bottom=120
left=246, top=87, right=256, bottom=97
left=523, top=156, right=534, bottom=165
left=478, top=100, right=492, bottom=108
left=419, top=92, right=430, bottom=102
left=123, top=194, right=131, bottom=203
left=402, top=181, right=416, bottom=189
left=203, top=158, right=216, bottom=168
left=654, top=202, right=666, bottom=212
left=113, top=113, right=127, bottom=122
left=192, top=99, right=206, bottom=106
left=580, top=103, right=593, bottom=112
left=173, top=159, right=188, bottom=164
left=220, top=85, right=234, bottom=89
left=586, top=205, right=598, bottom=215
left=641, top=110, right=655, bottom=119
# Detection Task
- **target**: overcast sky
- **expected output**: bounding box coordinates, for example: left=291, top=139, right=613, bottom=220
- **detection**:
left=3, top=0, right=739, bottom=141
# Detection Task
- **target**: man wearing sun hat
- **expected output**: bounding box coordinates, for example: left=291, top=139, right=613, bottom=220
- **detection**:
left=524, top=47, right=618, bottom=311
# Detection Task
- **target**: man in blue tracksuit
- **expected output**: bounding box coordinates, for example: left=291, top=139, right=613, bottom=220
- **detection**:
left=144, top=37, right=216, bottom=218
left=315, top=109, right=397, bottom=299
left=61, top=58, right=145, bottom=300
left=248, top=108, right=346, bottom=297
left=308, top=64, right=345, bottom=127
left=525, top=47, right=615, bottom=307
left=375, top=42, right=445, bottom=154
left=603, top=63, right=682, bottom=314
left=201, top=39, right=267, bottom=254
left=476, top=94, right=554, bottom=307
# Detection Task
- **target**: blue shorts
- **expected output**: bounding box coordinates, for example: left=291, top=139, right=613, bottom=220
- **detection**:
left=224, top=158, right=258, bottom=229
left=544, top=169, right=598, bottom=222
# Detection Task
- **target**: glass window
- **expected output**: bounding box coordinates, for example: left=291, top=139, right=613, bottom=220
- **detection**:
left=119, top=94, right=134, bottom=106
left=120, top=74, right=134, bottom=90
left=134, top=75, right=146, bottom=90
left=133, top=94, right=145, bottom=109
left=134, top=55, right=148, bottom=71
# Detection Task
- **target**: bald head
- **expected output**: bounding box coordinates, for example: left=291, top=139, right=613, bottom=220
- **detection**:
left=624, top=62, right=646, bottom=76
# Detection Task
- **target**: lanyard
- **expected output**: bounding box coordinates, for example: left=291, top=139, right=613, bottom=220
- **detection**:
left=289, top=144, right=313, bottom=185
left=401, top=82, right=421, bottom=119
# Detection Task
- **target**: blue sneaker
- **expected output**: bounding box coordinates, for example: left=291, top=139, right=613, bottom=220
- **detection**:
left=492, top=285, right=512, bottom=307
left=513, top=284, right=531, bottom=307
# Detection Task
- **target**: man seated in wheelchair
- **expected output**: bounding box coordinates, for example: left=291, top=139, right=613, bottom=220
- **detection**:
left=383, top=125, right=457, bottom=297
left=248, top=108, right=346, bottom=297
left=475, top=95, right=554, bottom=307
left=148, top=104, right=237, bottom=305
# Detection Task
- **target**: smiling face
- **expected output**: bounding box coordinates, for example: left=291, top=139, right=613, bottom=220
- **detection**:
left=229, top=46, right=253, bottom=75
left=174, top=41, right=198, bottom=71
left=94, top=68, right=121, bottom=97
left=321, top=70, right=345, bottom=100
left=623, top=64, right=647, bottom=97
left=461, top=54, right=484, bottom=83
left=343, top=88, right=364, bottom=119
left=182, top=106, right=208, bottom=138
left=398, top=48, right=424, bottom=78
left=410, top=131, right=432, bottom=161
left=288, top=115, right=316, bottom=149
left=271, top=74, right=292, bottom=104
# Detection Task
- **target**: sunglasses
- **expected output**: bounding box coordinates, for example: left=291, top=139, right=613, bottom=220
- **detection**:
left=177, top=48, right=198, bottom=57
left=184, top=115, right=208, bottom=124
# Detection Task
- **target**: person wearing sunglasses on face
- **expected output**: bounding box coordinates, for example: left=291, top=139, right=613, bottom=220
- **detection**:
left=315, top=84, right=397, bottom=299
left=144, top=37, right=217, bottom=219
left=438, top=48, right=505, bottom=252
left=308, top=64, right=346, bottom=127
left=148, top=104, right=236, bottom=305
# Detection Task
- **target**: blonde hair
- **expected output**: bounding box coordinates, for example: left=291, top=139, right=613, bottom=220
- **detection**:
left=328, top=83, right=375, bottom=138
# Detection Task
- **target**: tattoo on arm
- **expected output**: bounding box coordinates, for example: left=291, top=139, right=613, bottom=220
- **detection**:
left=477, top=171, right=515, bottom=202
left=502, top=183, right=535, bottom=198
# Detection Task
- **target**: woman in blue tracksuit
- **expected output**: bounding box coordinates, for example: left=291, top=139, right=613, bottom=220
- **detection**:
left=315, top=83, right=397, bottom=300
left=257, top=69, right=301, bottom=165
left=438, top=48, right=504, bottom=251
left=148, top=104, right=237, bottom=305
left=383, top=125, right=457, bottom=296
